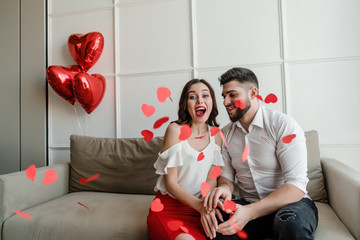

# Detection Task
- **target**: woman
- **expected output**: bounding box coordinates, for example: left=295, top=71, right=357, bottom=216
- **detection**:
left=147, top=79, right=224, bottom=240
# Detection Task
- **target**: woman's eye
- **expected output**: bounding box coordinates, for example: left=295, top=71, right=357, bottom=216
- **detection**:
left=203, top=94, right=210, bottom=98
left=189, top=95, right=196, bottom=100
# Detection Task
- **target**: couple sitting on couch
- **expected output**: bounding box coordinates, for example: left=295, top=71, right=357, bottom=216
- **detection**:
left=147, top=67, right=318, bottom=240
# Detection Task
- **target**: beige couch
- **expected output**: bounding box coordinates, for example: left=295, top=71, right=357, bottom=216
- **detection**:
left=0, top=131, right=359, bottom=240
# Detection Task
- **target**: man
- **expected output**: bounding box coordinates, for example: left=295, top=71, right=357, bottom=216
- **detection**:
left=201, top=67, right=318, bottom=240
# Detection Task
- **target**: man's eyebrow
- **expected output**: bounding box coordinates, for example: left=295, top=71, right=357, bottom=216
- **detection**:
left=222, top=90, right=237, bottom=96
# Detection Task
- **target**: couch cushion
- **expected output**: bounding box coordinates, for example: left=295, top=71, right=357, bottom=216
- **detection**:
left=69, top=135, right=163, bottom=195
left=2, top=192, right=154, bottom=240
left=305, top=130, right=328, bottom=202
left=314, top=202, right=355, bottom=240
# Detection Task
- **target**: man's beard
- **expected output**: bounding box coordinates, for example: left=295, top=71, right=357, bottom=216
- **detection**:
left=228, top=97, right=251, bottom=122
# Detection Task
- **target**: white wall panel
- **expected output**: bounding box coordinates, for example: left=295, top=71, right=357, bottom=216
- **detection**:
left=195, top=0, right=281, bottom=68
left=49, top=148, right=70, bottom=165
left=198, top=64, right=284, bottom=127
left=49, top=0, right=113, bottom=15
left=288, top=59, right=360, bottom=143
left=49, top=9, right=114, bottom=75
left=117, top=0, right=192, bottom=74
left=119, top=72, right=193, bottom=138
left=285, top=0, right=360, bottom=60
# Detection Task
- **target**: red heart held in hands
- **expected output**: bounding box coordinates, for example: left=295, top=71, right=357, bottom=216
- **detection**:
left=73, top=73, right=106, bottom=114
left=223, top=200, right=236, bottom=212
left=141, top=130, right=154, bottom=142
left=46, top=65, right=82, bottom=105
left=68, top=32, right=104, bottom=72
left=141, top=104, right=155, bottom=117
left=43, top=169, right=58, bottom=185
left=150, top=198, right=164, bottom=212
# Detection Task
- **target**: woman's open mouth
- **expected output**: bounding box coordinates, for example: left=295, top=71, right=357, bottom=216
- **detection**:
left=195, top=106, right=206, bottom=117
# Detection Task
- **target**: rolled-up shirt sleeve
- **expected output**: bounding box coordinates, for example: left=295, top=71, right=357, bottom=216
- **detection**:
left=276, top=116, right=309, bottom=194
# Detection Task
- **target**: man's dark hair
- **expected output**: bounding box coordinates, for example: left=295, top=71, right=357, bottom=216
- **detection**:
left=219, top=67, right=259, bottom=89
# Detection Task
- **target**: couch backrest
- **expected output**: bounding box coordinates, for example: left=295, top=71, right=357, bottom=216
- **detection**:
left=69, top=131, right=327, bottom=202
left=70, top=135, right=163, bottom=195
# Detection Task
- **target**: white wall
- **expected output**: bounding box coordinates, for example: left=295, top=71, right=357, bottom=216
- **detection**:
left=47, top=0, right=360, bottom=172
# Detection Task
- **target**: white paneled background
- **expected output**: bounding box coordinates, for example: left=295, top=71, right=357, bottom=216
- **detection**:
left=48, top=0, right=360, bottom=172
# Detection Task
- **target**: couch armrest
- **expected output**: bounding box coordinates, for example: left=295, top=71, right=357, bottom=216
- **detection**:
left=321, top=158, right=360, bottom=239
left=0, top=163, right=69, bottom=226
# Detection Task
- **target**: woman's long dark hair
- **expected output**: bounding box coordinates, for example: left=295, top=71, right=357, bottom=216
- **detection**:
left=173, top=79, right=219, bottom=127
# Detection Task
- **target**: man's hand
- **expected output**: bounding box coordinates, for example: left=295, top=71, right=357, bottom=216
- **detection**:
left=203, top=186, right=232, bottom=212
left=217, top=204, right=253, bottom=235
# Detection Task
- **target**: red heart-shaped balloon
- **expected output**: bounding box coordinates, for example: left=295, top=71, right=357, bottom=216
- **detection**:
left=68, top=32, right=104, bottom=72
left=46, top=65, right=82, bottom=105
left=73, top=73, right=106, bottom=114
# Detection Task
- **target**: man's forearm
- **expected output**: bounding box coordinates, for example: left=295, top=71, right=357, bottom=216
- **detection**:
left=218, top=176, right=234, bottom=193
left=248, top=184, right=305, bottom=220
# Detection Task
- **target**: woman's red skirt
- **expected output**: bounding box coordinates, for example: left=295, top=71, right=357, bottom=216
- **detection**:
left=147, top=192, right=207, bottom=240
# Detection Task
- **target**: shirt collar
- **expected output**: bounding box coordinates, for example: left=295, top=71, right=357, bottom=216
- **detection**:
left=235, top=105, right=264, bottom=131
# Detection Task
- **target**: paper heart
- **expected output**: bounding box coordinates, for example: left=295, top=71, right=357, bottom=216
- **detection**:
left=235, top=99, right=246, bottom=109
left=180, top=226, right=189, bottom=233
left=201, top=181, right=210, bottom=197
left=179, top=124, right=192, bottom=141
left=241, top=144, right=249, bottom=162
left=209, top=165, right=221, bottom=179
left=68, top=32, right=104, bottom=72
left=43, top=169, right=58, bottom=185
left=157, top=87, right=172, bottom=103
left=264, top=93, right=278, bottom=104
left=223, top=200, right=236, bottom=212
left=197, top=152, right=205, bottom=161
left=210, top=127, right=219, bottom=136
left=141, top=104, right=155, bottom=117
left=141, top=130, right=154, bottom=142
left=167, top=220, right=184, bottom=231
left=14, top=210, right=32, bottom=220
left=73, top=73, right=106, bottom=114
left=26, top=164, right=36, bottom=182
left=255, top=95, right=263, bottom=101
left=80, top=173, right=100, bottom=184
left=153, top=117, right=169, bottom=129
left=282, top=134, right=296, bottom=144
left=46, top=65, right=82, bottom=105
left=219, top=130, right=228, bottom=148
left=150, top=198, right=164, bottom=212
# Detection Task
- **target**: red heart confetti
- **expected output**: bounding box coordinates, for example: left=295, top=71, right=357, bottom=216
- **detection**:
left=179, top=124, right=192, bottom=141
left=14, top=210, right=32, bottom=220
left=180, top=226, right=189, bottom=233
left=259, top=131, right=262, bottom=142
left=157, top=87, right=172, bottom=103
left=229, top=216, right=248, bottom=239
left=77, top=202, right=90, bottom=210
left=209, top=165, right=221, bottom=179
left=153, top=117, right=169, bottom=129
left=219, top=130, right=228, bottom=148
left=151, top=198, right=164, bottom=212
left=197, top=152, right=205, bottom=161
left=235, top=99, right=246, bottom=109
left=43, top=169, right=58, bottom=185
left=80, top=173, right=100, bottom=184
left=201, top=181, right=210, bottom=197
left=264, top=93, right=278, bottom=104
left=26, top=164, right=36, bottom=182
left=167, top=220, right=183, bottom=231
left=223, top=200, right=236, bottom=212
left=210, top=126, right=219, bottom=136
left=255, top=95, right=263, bottom=101
left=241, top=144, right=249, bottom=162
left=141, top=130, right=154, bottom=142
left=141, top=104, right=155, bottom=117
left=282, top=134, right=296, bottom=144
left=195, top=135, right=206, bottom=139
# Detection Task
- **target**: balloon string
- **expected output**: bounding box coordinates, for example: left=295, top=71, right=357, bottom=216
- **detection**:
left=73, top=104, right=84, bottom=135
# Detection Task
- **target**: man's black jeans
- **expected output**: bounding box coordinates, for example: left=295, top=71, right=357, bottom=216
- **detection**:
left=212, top=198, right=318, bottom=240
